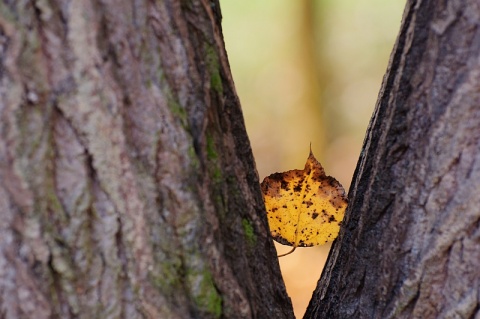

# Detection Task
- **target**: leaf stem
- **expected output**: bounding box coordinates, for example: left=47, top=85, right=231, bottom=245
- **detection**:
left=277, top=246, right=297, bottom=257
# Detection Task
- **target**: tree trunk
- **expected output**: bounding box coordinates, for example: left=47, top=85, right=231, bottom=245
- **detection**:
left=305, top=0, right=480, bottom=318
left=0, top=1, right=293, bottom=318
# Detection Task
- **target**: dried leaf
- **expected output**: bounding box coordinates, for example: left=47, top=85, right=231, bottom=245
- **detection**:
left=261, top=149, right=347, bottom=256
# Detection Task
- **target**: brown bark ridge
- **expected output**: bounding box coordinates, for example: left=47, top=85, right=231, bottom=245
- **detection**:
left=0, top=1, right=293, bottom=318
left=305, top=0, right=480, bottom=318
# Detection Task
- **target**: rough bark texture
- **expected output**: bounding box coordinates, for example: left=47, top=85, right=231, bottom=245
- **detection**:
left=0, top=1, right=294, bottom=318
left=305, top=0, right=480, bottom=318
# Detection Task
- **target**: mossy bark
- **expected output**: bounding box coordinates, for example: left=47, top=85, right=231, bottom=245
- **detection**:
left=305, top=0, right=480, bottom=318
left=0, top=1, right=293, bottom=318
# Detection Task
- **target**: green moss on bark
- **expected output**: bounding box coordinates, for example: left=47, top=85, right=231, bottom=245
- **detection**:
left=205, top=45, right=223, bottom=95
left=188, top=269, right=222, bottom=318
left=242, top=218, right=257, bottom=246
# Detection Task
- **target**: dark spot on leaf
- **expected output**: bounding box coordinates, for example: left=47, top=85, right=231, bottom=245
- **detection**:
left=304, top=200, right=313, bottom=208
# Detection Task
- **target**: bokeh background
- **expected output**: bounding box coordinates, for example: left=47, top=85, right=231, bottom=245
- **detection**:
left=221, top=1, right=405, bottom=317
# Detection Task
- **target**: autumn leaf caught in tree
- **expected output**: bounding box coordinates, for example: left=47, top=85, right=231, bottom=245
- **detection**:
left=260, top=148, right=348, bottom=257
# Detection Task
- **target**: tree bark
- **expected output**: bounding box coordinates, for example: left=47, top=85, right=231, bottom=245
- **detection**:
left=305, top=0, right=480, bottom=318
left=0, top=1, right=293, bottom=318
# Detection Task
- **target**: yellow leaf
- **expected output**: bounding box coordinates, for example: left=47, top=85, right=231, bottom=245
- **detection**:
left=260, top=149, right=347, bottom=256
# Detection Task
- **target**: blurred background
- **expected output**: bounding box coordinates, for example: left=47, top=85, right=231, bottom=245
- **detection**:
left=221, top=0, right=404, bottom=317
